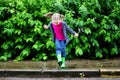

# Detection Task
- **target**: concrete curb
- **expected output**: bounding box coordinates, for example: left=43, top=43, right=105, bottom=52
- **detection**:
left=100, top=68, right=120, bottom=77
left=0, top=69, right=120, bottom=78
left=0, top=69, right=100, bottom=77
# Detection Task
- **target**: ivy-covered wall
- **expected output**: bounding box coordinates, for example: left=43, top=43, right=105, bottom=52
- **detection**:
left=0, top=0, right=120, bottom=61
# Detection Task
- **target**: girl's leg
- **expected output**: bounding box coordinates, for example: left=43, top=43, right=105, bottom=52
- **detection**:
left=61, top=40, right=66, bottom=68
left=55, top=39, right=62, bottom=67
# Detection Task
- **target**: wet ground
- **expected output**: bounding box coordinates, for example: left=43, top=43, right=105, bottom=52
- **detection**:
left=0, top=58, right=120, bottom=79
left=0, top=58, right=120, bottom=70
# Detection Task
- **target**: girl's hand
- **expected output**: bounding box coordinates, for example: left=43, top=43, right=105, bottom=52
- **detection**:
left=43, top=24, right=49, bottom=29
left=74, top=33, right=79, bottom=37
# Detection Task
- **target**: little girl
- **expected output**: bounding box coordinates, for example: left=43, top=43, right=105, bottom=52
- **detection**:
left=44, top=13, right=78, bottom=69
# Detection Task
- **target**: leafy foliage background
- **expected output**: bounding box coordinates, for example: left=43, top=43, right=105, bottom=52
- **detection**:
left=0, top=0, right=120, bottom=61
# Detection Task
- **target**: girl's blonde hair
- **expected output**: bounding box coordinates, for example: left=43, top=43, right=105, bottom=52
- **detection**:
left=44, top=12, right=64, bottom=21
left=44, top=12, right=53, bottom=18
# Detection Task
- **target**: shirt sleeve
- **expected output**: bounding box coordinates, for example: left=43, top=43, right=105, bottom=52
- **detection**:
left=64, top=22, right=76, bottom=34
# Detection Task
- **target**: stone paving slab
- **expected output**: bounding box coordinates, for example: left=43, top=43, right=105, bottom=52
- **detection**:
left=0, top=69, right=120, bottom=78
left=0, top=59, right=120, bottom=69
left=0, top=69, right=100, bottom=77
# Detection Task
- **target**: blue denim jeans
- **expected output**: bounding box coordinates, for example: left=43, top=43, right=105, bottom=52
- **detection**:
left=55, top=39, right=66, bottom=57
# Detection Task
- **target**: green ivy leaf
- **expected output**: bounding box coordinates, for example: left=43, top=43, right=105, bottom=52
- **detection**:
left=15, top=37, right=23, bottom=43
left=32, top=53, right=48, bottom=61
left=15, top=29, right=21, bottom=35
left=54, top=2, right=65, bottom=11
left=83, top=42, right=91, bottom=51
left=96, top=50, right=102, bottom=58
left=111, top=46, right=118, bottom=55
left=95, top=0, right=101, bottom=11
left=32, top=41, right=44, bottom=51
left=46, top=40, right=54, bottom=48
left=21, top=47, right=30, bottom=56
left=80, top=36, right=88, bottom=43
left=43, top=55, right=48, bottom=60
left=15, top=47, right=30, bottom=61
left=90, top=39, right=99, bottom=47
left=84, top=28, right=91, bottom=34
left=1, top=42, right=9, bottom=50
left=114, top=32, right=120, bottom=39
left=15, top=45, right=24, bottom=49
left=28, top=19, right=35, bottom=27
left=26, top=38, right=34, bottom=43
left=99, top=29, right=106, bottom=35
left=1, top=41, right=14, bottom=50
left=79, top=5, right=89, bottom=18
left=0, top=56, right=7, bottom=61
left=105, top=33, right=111, bottom=42
left=75, top=46, right=83, bottom=56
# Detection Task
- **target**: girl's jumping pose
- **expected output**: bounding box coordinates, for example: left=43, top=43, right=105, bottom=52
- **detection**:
left=43, top=13, right=78, bottom=69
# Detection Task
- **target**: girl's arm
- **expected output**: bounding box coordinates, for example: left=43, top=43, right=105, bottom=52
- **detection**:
left=43, top=22, right=52, bottom=30
left=64, top=22, right=78, bottom=37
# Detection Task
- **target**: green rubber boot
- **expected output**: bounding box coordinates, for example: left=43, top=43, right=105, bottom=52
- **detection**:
left=57, top=54, right=62, bottom=69
left=61, top=57, right=65, bottom=69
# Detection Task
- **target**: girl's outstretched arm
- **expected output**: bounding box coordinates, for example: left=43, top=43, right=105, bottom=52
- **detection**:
left=63, top=22, right=78, bottom=37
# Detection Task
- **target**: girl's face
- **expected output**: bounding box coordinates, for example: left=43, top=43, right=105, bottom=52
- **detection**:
left=52, top=13, right=61, bottom=25
left=52, top=20, right=60, bottom=24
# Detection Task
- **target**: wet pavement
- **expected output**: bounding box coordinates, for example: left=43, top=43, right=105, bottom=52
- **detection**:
left=0, top=58, right=120, bottom=79
left=0, top=58, right=120, bottom=69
